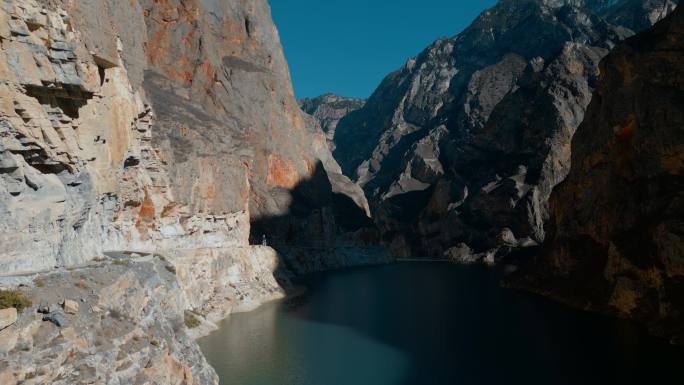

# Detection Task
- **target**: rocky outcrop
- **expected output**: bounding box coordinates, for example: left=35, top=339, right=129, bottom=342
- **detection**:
left=0, top=246, right=287, bottom=384
left=0, top=258, right=220, bottom=385
left=510, top=5, right=684, bottom=344
left=333, top=0, right=678, bottom=260
left=300, top=94, right=365, bottom=151
left=165, top=246, right=287, bottom=335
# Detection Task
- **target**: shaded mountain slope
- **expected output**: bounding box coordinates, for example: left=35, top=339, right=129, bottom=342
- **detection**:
left=332, top=0, right=678, bottom=260
left=511, top=4, right=684, bottom=344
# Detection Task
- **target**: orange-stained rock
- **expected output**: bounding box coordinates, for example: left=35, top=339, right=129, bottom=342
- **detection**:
left=267, top=155, right=300, bottom=190
left=512, top=6, right=684, bottom=344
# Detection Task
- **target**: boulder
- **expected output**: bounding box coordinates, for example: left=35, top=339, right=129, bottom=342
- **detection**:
left=62, top=299, right=78, bottom=314
left=444, top=243, right=479, bottom=265
left=42, top=308, right=67, bottom=328
left=0, top=308, right=17, bottom=330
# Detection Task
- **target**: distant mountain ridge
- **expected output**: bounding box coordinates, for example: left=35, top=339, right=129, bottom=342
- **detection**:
left=332, top=0, right=678, bottom=261
left=299, top=94, right=366, bottom=151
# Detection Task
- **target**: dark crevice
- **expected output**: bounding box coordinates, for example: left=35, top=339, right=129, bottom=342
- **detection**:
left=25, top=21, right=41, bottom=32
left=244, top=17, right=252, bottom=37
left=92, top=55, right=117, bottom=87
left=123, top=156, right=141, bottom=168
left=24, top=176, right=39, bottom=191
left=24, top=84, right=93, bottom=120
left=98, top=65, right=106, bottom=87
left=31, top=162, right=69, bottom=175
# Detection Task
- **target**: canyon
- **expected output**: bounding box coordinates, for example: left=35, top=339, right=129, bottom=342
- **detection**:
left=0, top=0, right=682, bottom=384
left=326, top=0, right=683, bottom=342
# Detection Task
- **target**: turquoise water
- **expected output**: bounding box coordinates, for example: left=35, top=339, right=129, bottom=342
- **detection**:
left=198, top=263, right=684, bottom=385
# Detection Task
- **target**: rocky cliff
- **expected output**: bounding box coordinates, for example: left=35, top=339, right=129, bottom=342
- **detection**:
left=299, top=93, right=365, bottom=151
left=510, top=4, right=684, bottom=344
left=0, top=0, right=384, bottom=383
left=0, top=0, right=374, bottom=275
left=332, top=0, right=678, bottom=260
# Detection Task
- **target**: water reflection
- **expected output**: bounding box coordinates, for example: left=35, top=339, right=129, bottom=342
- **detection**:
left=199, top=299, right=409, bottom=385
left=199, top=263, right=684, bottom=385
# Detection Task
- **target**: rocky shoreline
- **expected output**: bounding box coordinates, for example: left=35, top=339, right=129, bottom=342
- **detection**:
left=0, top=245, right=394, bottom=384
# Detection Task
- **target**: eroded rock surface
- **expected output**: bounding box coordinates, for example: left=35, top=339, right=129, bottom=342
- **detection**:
left=0, top=0, right=375, bottom=275
left=510, top=5, right=684, bottom=344
left=0, top=258, right=219, bottom=385
left=333, top=0, right=678, bottom=261
left=0, top=0, right=385, bottom=383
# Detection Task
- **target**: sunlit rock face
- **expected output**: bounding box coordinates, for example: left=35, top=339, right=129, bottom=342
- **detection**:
left=332, top=0, right=677, bottom=260
left=0, top=260, right=221, bottom=385
left=0, top=0, right=372, bottom=275
left=510, top=5, right=684, bottom=344
left=300, top=94, right=366, bottom=151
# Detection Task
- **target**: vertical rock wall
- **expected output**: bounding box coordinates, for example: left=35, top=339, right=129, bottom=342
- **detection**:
left=0, top=0, right=372, bottom=275
left=511, top=5, right=684, bottom=344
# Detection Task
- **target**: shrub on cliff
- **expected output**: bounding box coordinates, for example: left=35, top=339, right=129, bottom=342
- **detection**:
left=0, top=290, right=32, bottom=313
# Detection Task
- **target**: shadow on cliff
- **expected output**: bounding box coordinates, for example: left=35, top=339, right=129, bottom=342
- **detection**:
left=249, top=161, right=381, bottom=285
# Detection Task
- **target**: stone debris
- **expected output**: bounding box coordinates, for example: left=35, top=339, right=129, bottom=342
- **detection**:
left=62, top=299, right=78, bottom=314
left=42, top=305, right=67, bottom=328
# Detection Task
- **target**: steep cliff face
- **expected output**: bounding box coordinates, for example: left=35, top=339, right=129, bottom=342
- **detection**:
left=333, top=0, right=678, bottom=260
left=511, top=5, right=684, bottom=344
left=299, top=94, right=365, bottom=151
left=0, top=0, right=372, bottom=274
left=0, top=0, right=380, bottom=383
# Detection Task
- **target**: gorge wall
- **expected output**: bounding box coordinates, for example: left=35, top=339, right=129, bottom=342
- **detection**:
left=314, top=0, right=683, bottom=343
left=0, top=0, right=386, bottom=383
left=331, top=0, right=678, bottom=262
left=0, top=0, right=376, bottom=276
left=510, top=5, right=684, bottom=344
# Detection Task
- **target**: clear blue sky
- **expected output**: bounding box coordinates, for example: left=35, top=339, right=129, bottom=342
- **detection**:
left=270, top=0, right=496, bottom=99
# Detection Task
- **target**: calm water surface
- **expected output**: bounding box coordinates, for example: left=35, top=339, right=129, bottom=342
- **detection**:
left=198, top=262, right=684, bottom=385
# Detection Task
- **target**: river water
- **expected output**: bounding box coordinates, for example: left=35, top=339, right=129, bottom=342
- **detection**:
left=198, top=262, right=684, bottom=385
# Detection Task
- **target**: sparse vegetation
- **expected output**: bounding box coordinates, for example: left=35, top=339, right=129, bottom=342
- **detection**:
left=112, top=259, right=130, bottom=266
left=33, top=277, right=45, bottom=288
left=0, top=290, right=32, bottom=313
left=184, top=310, right=201, bottom=329
left=150, top=339, right=160, bottom=347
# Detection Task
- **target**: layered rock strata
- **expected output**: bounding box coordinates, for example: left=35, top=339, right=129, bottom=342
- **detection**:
left=0, top=0, right=375, bottom=275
